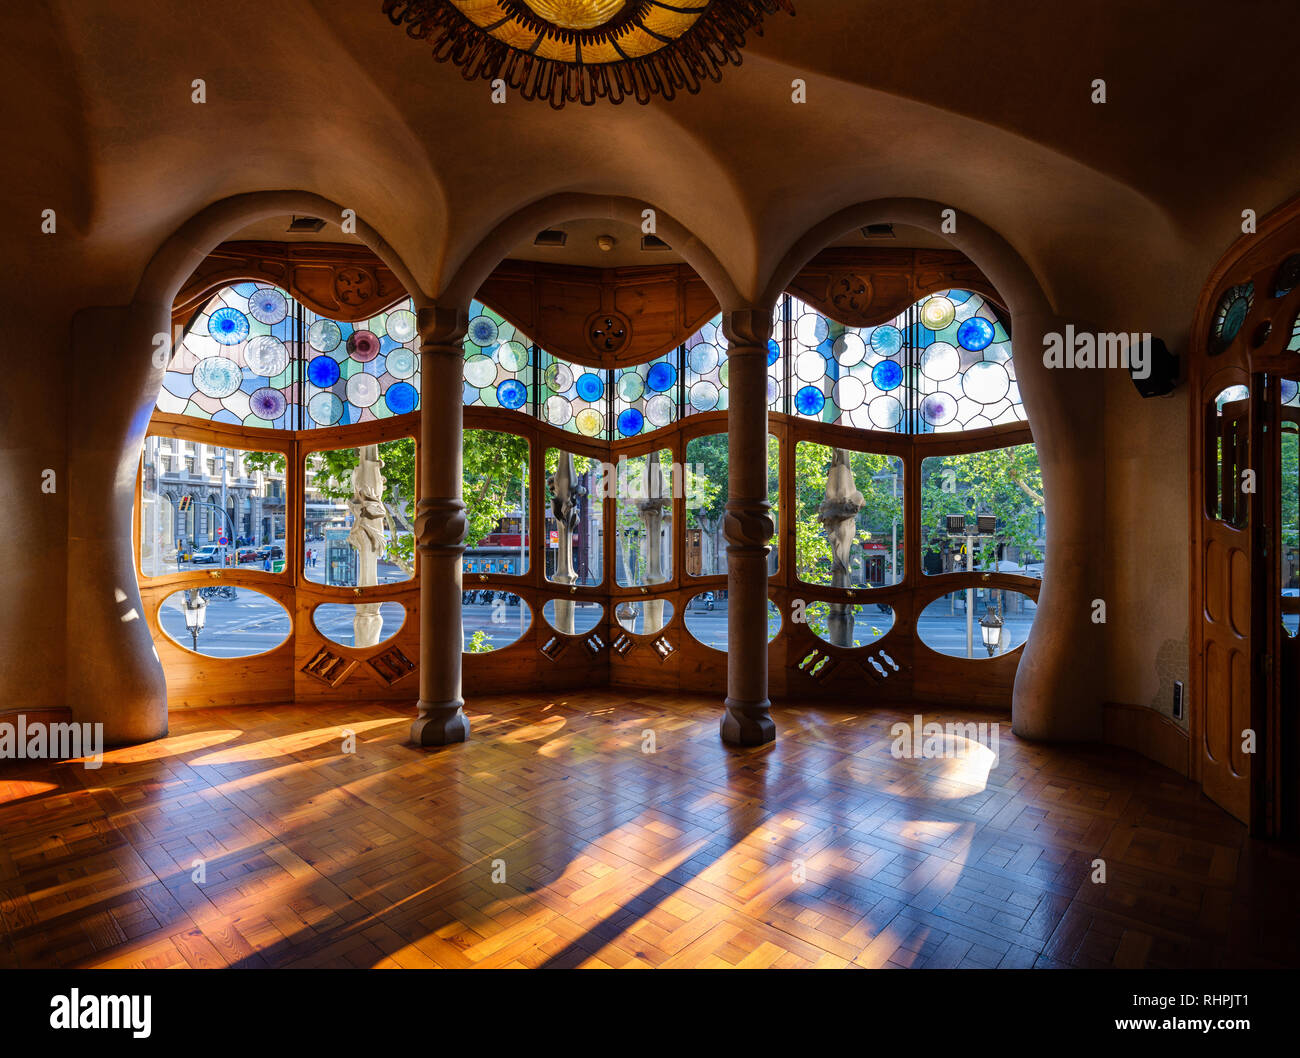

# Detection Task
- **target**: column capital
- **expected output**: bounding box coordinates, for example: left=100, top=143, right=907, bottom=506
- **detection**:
left=418, top=305, right=469, bottom=350
left=722, top=307, right=774, bottom=348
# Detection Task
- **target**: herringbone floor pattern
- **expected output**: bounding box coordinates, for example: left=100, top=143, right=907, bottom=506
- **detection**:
left=2, top=692, right=1297, bottom=968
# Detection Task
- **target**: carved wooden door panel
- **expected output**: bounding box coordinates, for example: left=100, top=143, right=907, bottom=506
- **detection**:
left=1200, top=386, right=1255, bottom=823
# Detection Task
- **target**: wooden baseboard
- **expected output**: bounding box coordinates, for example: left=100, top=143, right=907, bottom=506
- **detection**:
left=1103, top=700, right=1189, bottom=777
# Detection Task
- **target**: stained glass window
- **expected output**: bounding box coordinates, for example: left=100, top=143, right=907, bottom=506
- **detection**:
left=159, top=282, right=420, bottom=428
left=1211, top=283, right=1254, bottom=353
left=540, top=350, right=607, bottom=436
left=684, top=316, right=729, bottom=416
left=914, top=290, right=1020, bottom=432
left=462, top=301, right=533, bottom=411
left=615, top=352, right=679, bottom=436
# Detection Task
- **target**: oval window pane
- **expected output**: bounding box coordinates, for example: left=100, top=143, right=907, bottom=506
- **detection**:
left=313, top=602, right=405, bottom=647
left=806, top=601, right=893, bottom=647
left=159, top=586, right=290, bottom=657
left=682, top=595, right=780, bottom=651
left=463, top=593, right=531, bottom=652
left=542, top=599, right=605, bottom=635
left=918, top=590, right=1036, bottom=657
left=611, top=598, right=675, bottom=636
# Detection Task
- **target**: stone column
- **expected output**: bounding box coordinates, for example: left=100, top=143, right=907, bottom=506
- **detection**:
left=637, top=451, right=668, bottom=634
left=720, top=309, right=777, bottom=745
left=348, top=443, right=386, bottom=648
left=818, top=448, right=865, bottom=647
left=548, top=451, right=581, bottom=635
left=411, top=306, right=470, bottom=746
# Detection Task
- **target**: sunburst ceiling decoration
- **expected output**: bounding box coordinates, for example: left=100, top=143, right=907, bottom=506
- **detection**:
left=383, top=0, right=795, bottom=108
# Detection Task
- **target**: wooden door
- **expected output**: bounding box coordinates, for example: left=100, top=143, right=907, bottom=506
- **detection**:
left=1199, top=382, right=1257, bottom=823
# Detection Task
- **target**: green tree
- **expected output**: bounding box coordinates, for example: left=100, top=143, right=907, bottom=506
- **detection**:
left=919, top=443, right=1044, bottom=572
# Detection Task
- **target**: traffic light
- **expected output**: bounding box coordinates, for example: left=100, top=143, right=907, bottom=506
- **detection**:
left=178, top=495, right=192, bottom=511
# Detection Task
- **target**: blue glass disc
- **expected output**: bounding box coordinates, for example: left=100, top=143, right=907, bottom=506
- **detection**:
left=872, top=360, right=903, bottom=391
left=617, top=408, right=644, bottom=436
left=209, top=307, right=250, bottom=346
left=496, top=379, right=527, bottom=409
left=767, top=339, right=780, bottom=366
left=871, top=325, right=903, bottom=357
left=307, top=355, right=341, bottom=388
left=957, top=317, right=995, bottom=351
left=647, top=362, right=677, bottom=392
left=795, top=385, right=826, bottom=415
left=576, top=372, right=605, bottom=402
left=385, top=381, right=418, bottom=415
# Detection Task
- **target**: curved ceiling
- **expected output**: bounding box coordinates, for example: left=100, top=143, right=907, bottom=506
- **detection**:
left=5, top=0, right=1297, bottom=338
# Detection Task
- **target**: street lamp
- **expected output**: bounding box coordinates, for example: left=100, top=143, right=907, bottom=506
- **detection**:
left=980, top=603, right=1004, bottom=657
left=183, top=588, right=207, bottom=651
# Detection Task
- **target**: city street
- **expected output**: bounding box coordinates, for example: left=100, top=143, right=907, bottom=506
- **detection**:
left=161, top=590, right=1035, bottom=659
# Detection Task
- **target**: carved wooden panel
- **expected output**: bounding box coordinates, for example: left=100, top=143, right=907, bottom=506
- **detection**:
left=172, top=241, right=409, bottom=325
left=786, top=248, right=1004, bottom=330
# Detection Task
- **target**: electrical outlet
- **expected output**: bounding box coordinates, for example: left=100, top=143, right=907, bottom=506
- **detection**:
left=1173, top=680, right=1184, bottom=720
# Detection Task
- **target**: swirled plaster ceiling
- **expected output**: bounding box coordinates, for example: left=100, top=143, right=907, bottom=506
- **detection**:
left=4, top=0, right=1299, bottom=339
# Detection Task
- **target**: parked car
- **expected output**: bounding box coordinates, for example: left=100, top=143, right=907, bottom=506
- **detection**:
left=265, top=545, right=284, bottom=560
left=190, top=545, right=224, bottom=564
left=235, top=546, right=266, bottom=564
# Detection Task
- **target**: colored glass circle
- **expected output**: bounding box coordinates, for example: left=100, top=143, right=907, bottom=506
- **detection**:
left=689, top=380, right=719, bottom=411
left=308, top=391, right=343, bottom=425
left=248, top=288, right=288, bottom=325
left=575, top=408, right=604, bottom=436
left=920, top=392, right=957, bottom=426
left=795, top=385, right=826, bottom=416
left=308, top=355, right=341, bottom=388
left=833, top=332, right=866, bottom=366
left=545, top=362, right=573, bottom=392
left=307, top=319, right=341, bottom=353
left=244, top=335, right=289, bottom=377
left=767, top=339, right=780, bottom=366
left=576, top=372, right=605, bottom=402
left=647, top=361, right=677, bottom=392
left=346, top=372, right=381, bottom=408
left=869, top=394, right=904, bottom=429
left=689, top=342, right=719, bottom=375
left=385, top=309, right=417, bottom=342
left=832, top=376, right=865, bottom=411
left=464, top=354, right=496, bottom=388
left=796, top=350, right=827, bottom=382
left=496, top=379, right=528, bottom=409
left=498, top=341, right=529, bottom=372
left=617, top=371, right=644, bottom=401
left=871, top=325, right=903, bottom=357
left=920, top=341, right=960, bottom=381
left=872, top=360, right=903, bottom=391
left=962, top=360, right=1010, bottom=403
left=645, top=393, right=675, bottom=427
left=957, top=316, right=995, bottom=351
left=193, top=356, right=242, bottom=398
left=1282, top=379, right=1299, bottom=404
left=796, top=312, right=829, bottom=346
left=618, top=408, right=644, bottom=436
left=347, top=329, right=381, bottom=363
left=387, top=347, right=416, bottom=379
left=208, top=307, right=250, bottom=346
left=920, top=296, right=956, bottom=330
left=544, top=395, right=572, bottom=425
left=250, top=387, right=287, bottom=420
left=385, top=381, right=418, bottom=414
left=467, top=315, right=499, bottom=347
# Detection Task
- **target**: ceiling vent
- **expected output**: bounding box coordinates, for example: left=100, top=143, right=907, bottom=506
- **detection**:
left=861, top=223, right=895, bottom=239
left=534, top=229, right=567, bottom=247
left=641, top=235, right=670, bottom=251
left=287, top=216, right=326, bottom=233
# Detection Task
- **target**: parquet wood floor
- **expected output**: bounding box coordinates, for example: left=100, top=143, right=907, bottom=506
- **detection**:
left=2, top=692, right=1297, bottom=969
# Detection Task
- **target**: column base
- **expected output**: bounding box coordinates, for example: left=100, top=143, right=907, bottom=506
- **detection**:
left=411, top=700, right=470, bottom=746
left=720, top=698, right=775, bottom=746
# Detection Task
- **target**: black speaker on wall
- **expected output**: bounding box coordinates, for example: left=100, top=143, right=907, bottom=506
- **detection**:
left=1130, top=337, right=1180, bottom=397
